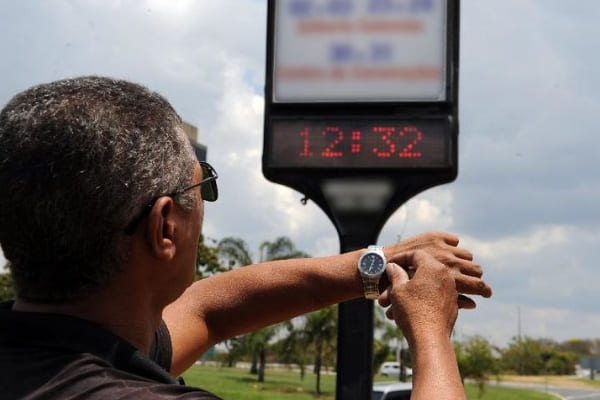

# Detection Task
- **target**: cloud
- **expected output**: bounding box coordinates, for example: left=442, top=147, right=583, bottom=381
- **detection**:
left=196, top=55, right=339, bottom=257
left=452, top=0, right=600, bottom=240
left=456, top=300, right=600, bottom=347
left=465, top=225, right=570, bottom=261
left=453, top=224, right=600, bottom=345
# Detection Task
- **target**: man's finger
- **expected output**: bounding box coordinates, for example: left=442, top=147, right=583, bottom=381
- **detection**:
left=452, top=246, right=474, bottom=261
left=458, top=294, right=476, bottom=309
left=441, top=232, right=460, bottom=246
left=387, top=249, right=434, bottom=270
left=454, top=275, right=493, bottom=298
left=378, top=262, right=408, bottom=307
left=386, top=262, right=409, bottom=286
left=449, top=259, right=483, bottom=278
left=378, top=290, right=391, bottom=307
left=385, top=307, right=394, bottom=320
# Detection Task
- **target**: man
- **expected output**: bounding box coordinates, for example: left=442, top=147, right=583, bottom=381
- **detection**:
left=0, top=76, right=491, bottom=399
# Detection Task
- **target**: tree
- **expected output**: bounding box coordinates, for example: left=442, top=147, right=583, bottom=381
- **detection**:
left=221, top=336, right=246, bottom=368
left=545, top=350, right=577, bottom=375
left=216, top=237, right=253, bottom=269
left=241, top=326, right=278, bottom=382
left=501, top=336, right=546, bottom=375
left=216, top=236, right=310, bottom=382
left=557, top=338, right=592, bottom=356
left=273, top=325, right=311, bottom=380
left=282, top=306, right=338, bottom=395
left=195, top=235, right=225, bottom=278
left=0, top=272, right=15, bottom=301
left=455, top=336, right=498, bottom=398
left=258, top=236, right=310, bottom=261
left=495, top=337, right=580, bottom=377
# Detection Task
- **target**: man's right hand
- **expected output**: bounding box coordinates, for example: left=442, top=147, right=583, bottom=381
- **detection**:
left=385, top=232, right=492, bottom=310
left=377, top=250, right=460, bottom=345
left=378, top=250, right=472, bottom=400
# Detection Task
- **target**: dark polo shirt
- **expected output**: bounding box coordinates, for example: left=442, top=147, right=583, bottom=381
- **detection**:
left=0, top=302, right=221, bottom=400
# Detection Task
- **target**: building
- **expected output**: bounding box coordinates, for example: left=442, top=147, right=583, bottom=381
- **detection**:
left=182, top=121, right=207, bottom=162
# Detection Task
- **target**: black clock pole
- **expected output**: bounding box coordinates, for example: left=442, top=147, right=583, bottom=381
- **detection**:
left=336, top=229, right=379, bottom=400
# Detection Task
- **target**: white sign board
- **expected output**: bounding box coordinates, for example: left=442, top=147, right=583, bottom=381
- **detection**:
left=273, top=0, right=448, bottom=102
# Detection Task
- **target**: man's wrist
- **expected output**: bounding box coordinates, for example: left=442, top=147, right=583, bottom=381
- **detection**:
left=404, top=327, right=450, bottom=352
left=382, top=242, right=407, bottom=260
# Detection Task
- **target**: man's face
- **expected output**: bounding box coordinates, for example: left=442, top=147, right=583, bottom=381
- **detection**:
left=161, top=161, right=206, bottom=302
left=179, top=162, right=205, bottom=284
left=144, top=161, right=207, bottom=307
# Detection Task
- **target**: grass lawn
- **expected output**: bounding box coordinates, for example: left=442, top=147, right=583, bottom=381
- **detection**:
left=183, top=365, right=335, bottom=400
left=464, top=385, right=559, bottom=400
left=582, top=379, right=600, bottom=388
left=499, top=374, right=600, bottom=390
left=183, top=365, right=558, bottom=399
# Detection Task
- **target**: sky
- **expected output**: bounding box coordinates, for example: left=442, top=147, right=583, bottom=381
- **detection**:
left=1, top=0, right=599, bottom=348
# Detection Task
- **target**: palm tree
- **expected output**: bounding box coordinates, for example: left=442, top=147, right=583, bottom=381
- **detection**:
left=282, top=306, right=338, bottom=395
left=276, top=324, right=311, bottom=380
left=195, top=235, right=223, bottom=278
left=258, top=236, right=309, bottom=262
left=216, top=236, right=310, bottom=382
left=0, top=271, right=15, bottom=302
left=216, top=237, right=253, bottom=269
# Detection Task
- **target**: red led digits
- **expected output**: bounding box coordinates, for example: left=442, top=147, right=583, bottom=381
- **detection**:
left=299, top=127, right=313, bottom=157
left=372, top=126, right=396, bottom=158
left=321, top=126, right=344, bottom=158
left=351, top=130, right=361, bottom=154
left=290, top=122, right=431, bottom=165
left=398, top=126, right=423, bottom=158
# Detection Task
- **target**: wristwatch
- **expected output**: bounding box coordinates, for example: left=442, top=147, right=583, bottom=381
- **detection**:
left=357, top=245, right=387, bottom=300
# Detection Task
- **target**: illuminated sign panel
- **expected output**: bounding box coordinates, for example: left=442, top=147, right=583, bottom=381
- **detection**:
left=273, top=0, right=448, bottom=102
left=268, top=117, right=451, bottom=168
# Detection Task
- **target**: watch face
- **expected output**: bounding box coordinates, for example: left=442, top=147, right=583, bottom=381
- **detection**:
left=359, top=253, right=386, bottom=276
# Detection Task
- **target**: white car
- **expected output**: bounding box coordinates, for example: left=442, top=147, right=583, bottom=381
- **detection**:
left=379, top=362, right=412, bottom=378
left=372, top=382, right=413, bottom=400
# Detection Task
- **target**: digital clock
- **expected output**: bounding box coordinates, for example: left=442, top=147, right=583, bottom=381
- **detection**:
left=266, top=117, right=452, bottom=169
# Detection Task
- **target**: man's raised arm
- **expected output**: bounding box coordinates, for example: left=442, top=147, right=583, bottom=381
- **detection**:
left=163, top=231, right=491, bottom=376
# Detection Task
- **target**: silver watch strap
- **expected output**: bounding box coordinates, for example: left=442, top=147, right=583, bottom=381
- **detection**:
left=363, top=277, right=380, bottom=300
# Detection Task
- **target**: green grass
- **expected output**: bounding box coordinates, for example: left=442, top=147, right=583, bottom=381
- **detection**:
left=579, top=378, right=600, bottom=388
left=182, top=365, right=557, bottom=399
left=464, top=385, right=559, bottom=400
left=183, top=365, right=335, bottom=399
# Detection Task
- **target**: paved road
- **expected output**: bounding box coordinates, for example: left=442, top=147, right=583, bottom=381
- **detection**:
left=549, top=387, right=600, bottom=400
left=491, top=381, right=600, bottom=400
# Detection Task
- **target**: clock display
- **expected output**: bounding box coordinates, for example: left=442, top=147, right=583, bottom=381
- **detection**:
left=266, top=117, right=452, bottom=169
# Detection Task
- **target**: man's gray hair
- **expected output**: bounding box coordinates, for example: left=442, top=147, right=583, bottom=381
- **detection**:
left=0, top=76, right=197, bottom=302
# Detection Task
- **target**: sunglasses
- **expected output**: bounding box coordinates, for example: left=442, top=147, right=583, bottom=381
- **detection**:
left=172, top=161, right=218, bottom=202
left=124, top=161, right=218, bottom=234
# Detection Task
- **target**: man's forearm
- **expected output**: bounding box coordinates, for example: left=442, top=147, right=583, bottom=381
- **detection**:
left=410, top=335, right=466, bottom=400
left=190, top=252, right=363, bottom=341
left=165, top=235, right=456, bottom=355
left=163, top=250, right=365, bottom=374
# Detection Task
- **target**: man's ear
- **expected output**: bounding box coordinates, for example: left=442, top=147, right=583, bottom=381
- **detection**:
left=145, top=196, right=177, bottom=261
